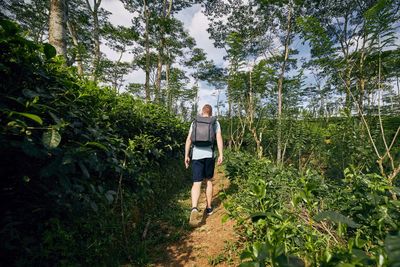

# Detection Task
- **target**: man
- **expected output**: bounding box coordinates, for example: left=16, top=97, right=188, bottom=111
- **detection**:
left=185, top=104, right=223, bottom=227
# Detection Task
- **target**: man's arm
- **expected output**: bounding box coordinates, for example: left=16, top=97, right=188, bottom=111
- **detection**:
left=216, top=130, right=223, bottom=165
left=185, top=130, right=192, bottom=169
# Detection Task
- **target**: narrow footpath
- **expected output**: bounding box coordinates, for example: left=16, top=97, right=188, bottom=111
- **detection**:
left=153, top=167, right=239, bottom=267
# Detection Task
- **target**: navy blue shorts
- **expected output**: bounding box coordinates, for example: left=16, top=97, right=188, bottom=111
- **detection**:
left=192, top=158, right=215, bottom=182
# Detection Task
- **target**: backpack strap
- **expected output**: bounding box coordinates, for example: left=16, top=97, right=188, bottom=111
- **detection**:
left=192, top=119, right=197, bottom=145
left=211, top=118, right=217, bottom=159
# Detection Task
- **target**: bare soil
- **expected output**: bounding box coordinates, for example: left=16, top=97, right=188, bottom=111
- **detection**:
left=152, top=168, right=239, bottom=267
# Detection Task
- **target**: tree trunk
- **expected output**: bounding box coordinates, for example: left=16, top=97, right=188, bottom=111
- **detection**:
left=49, top=0, right=67, bottom=58
left=92, top=7, right=101, bottom=81
left=155, top=0, right=172, bottom=103
left=228, top=95, right=232, bottom=149
left=155, top=48, right=163, bottom=102
left=66, top=20, right=84, bottom=75
left=335, top=13, right=352, bottom=111
left=358, top=31, right=366, bottom=113
left=166, top=60, right=172, bottom=110
left=144, top=0, right=151, bottom=101
left=85, top=0, right=102, bottom=81
left=276, top=5, right=292, bottom=164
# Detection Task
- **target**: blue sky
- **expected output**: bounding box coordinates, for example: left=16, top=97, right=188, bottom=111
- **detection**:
left=102, top=0, right=399, bottom=114
left=102, top=1, right=227, bottom=111
left=102, top=1, right=316, bottom=112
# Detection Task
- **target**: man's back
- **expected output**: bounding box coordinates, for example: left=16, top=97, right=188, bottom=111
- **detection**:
left=189, top=117, right=220, bottom=160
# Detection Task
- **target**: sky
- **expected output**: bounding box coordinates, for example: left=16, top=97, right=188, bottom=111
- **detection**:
left=100, top=0, right=399, bottom=114
left=101, top=0, right=227, bottom=113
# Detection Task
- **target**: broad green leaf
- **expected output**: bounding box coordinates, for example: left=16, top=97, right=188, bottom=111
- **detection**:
left=385, top=232, right=400, bottom=267
left=43, top=43, right=56, bottom=59
left=239, top=261, right=260, bottom=267
left=84, top=141, right=108, bottom=151
left=314, top=211, right=360, bottom=228
left=12, top=112, right=43, bottom=125
left=78, top=162, right=90, bottom=179
left=221, top=213, right=230, bottom=224
left=276, top=254, right=305, bottom=267
left=391, top=200, right=400, bottom=208
left=240, top=251, right=254, bottom=260
left=42, top=128, right=61, bottom=149
left=250, top=212, right=278, bottom=223
left=0, top=19, right=18, bottom=35
left=252, top=242, right=268, bottom=261
left=337, top=264, right=355, bottom=267
left=351, top=249, right=369, bottom=260
left=48, top=111, right=61, bottom=124
left=90, top=201, right=98, bottom=213
left=105, top=192, right=114, bottom=204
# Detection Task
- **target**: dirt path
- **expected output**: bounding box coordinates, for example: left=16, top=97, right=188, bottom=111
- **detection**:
left=152, top=168, right=238, bottom=267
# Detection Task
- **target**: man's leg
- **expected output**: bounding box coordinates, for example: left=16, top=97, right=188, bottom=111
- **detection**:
left=189, top=159, right=204, bottom=226
left=191, top=181, right=202, bottom=209
left=204, top=157, right=215, bottom=215
left=190, top=182, right=202, bottom=226
left=205, top=179, right=213, bottom=209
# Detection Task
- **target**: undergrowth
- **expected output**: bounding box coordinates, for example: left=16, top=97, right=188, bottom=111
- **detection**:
left=0, top=19, right=189, bottom=266
left=222, top=151, right=400, bottom=267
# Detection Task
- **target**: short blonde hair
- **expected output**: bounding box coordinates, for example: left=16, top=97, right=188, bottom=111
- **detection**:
left=202, top=104, right=212, bottom=116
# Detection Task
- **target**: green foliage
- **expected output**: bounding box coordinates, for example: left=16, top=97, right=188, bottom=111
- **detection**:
left=385, top=232, right=400, bottom=267
left=314, top=211, right=360, bottom=229
left=223, top=150, right=400, bottom=266
left=0, top=20, right=187, bottom=265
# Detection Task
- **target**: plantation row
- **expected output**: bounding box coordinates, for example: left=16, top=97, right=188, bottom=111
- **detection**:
left=219, top=115, right=400, bottom=180
left=0, top=20, right=189, bottom=265
left=223, top=151, right=400, bottom=266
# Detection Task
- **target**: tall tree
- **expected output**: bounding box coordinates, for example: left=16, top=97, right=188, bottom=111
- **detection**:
left=84, top=0, right=103, bottom=81
left=205, top=0, right=302, bottom=160
left=49, top=0, right=67, bottom=57
left=297, top=0, right=399, bottom=114
left=101, top=24, right=139, bottom=91
left=143, top=0, right=151, bottom=101
left=2, top=0, right=49, bottom=43
left=66, top=0, right=92, bottom=75
left=121, top=0, right=200, bottom=101
left=154, top=0, right=173, bottom=103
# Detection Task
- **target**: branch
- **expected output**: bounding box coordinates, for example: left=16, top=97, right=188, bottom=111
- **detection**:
left=338, top=73, right=381, bottom=159
left=376, top=43, right=392, bottom=168
left=85, top=0, right=93, bottom=12
left=167, top=0, right=173, bottom=17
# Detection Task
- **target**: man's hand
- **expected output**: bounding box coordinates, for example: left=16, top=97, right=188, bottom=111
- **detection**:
left=217, top=155, right=223, bottom=166
left=185, top=156, right=190, bottom=169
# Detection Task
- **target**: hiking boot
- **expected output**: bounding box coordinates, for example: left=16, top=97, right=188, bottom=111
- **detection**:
left=189, top=208, right=201, bottom=227
left=206, top=207, right=213, bottom=215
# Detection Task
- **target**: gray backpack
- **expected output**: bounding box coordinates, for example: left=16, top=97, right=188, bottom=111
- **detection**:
left=191, top=115, right=217, bottom=147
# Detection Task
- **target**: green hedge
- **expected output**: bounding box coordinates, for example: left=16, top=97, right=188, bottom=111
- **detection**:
left=223, top=151, right=400, bottom=266
left=0, top=19, right=187, bottom=265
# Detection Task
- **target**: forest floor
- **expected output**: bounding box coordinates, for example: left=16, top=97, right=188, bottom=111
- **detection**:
left=150, top=167, right=239, bottom=267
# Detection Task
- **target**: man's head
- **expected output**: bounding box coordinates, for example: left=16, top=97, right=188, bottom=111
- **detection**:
left=202, top=104, right=212, bottom=117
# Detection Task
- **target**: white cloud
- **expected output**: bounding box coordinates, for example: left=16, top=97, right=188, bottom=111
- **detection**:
left=175, top=5, right=201, bottom=27
left=101, top=44, right=134, bottom=62
left=102, top=0, right=133, bottom=27
left=128, top=69, right=145, bottom=84
left=175, top=5, right=227, bottom=109
left=186, top=7, right=226, bottom=66
left=101, top=2, right=228, bottom=111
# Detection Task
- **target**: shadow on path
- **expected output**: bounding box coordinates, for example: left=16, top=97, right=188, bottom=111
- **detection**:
left=149, top=167, right=237, bottom=267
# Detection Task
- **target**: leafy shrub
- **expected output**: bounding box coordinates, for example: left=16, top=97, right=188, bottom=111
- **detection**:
left=223, top=151, right=400, bottom=266
left=0, top=19, right=188, bottom=265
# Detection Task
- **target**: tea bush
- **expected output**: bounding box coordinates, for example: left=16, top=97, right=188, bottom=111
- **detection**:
left=223, top=151, right=400, bottom=266
left=0, top=20, right=188, bottom=265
